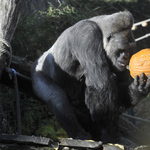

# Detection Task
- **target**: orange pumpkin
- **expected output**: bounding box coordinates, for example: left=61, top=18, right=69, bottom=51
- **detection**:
left=129, top=48, right=150, bottom=78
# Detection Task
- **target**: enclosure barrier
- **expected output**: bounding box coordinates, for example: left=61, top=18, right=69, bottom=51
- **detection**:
left=132, top=18, right=150, bottom=41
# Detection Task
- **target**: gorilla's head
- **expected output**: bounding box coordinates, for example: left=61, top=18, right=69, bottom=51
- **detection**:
left=92, top=11, right=136, bottom=72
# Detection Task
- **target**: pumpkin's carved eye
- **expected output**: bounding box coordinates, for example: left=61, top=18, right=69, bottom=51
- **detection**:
left=129, top=48, right=150, bottom=78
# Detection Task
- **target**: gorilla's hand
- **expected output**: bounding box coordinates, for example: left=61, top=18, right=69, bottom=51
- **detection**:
left=133, top=73, right=150, bottom=94
left=129, top=73, right=150, bottom=105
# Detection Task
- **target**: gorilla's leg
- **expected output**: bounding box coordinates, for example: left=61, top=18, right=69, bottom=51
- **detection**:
left=89, top=121, right=102, bottom=141
left=32, top=71, right=90, bottom=140
left=89, top=120, right=119, bottom=143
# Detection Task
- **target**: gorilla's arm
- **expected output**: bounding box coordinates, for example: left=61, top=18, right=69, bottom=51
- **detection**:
left=70, top=20, right=118, bottom=120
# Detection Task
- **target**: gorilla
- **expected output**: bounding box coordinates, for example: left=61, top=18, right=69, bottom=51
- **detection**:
left=31, top=11, right=150, bottom=143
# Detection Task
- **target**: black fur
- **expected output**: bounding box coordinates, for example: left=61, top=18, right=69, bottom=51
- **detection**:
left=31, top=11, right=150, bottom=143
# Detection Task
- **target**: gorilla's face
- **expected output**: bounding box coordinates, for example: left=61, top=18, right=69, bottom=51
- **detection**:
left=105, top=29, right=136, bottom=72
left=97, top=11, right=136, bottom=72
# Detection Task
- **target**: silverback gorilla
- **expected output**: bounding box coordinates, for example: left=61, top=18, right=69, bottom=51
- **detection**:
left=31, top=11, right=150, bottom=143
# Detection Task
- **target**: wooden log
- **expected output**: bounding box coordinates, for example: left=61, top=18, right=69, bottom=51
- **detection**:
left=0, top=55, right=37, bottom=99
left=58, top=138, right=102, bottom=149
left=0, top=143, right=53, bottom=150
left=103, top=144, right=150, bottom=150
left=0, top=134, right=59, bottom=150
left=103, top=144, right=125, bottom=150
left=0, top=0, right=26, bottom=77
left=0, top=0, right=26, bottom=134
left=11, top=55, right=32, bottom=77
left=0, top=67, right=35, bottom=99
left=135, top=145, right=150, bottom=150
left=0, top=134, right=52, bottom=146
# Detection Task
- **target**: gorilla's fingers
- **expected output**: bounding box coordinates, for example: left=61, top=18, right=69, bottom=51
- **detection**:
left=139, top=73, right=146, bottom=86
left=138, top=73, right=146, bottom=92
left=134, top=75, right=139, bottom=86
left=145, top=74, right=150, bottom=89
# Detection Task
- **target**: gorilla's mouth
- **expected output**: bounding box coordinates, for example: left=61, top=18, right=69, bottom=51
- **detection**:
left=118, top=61, right=128, bottom=67
left=117, top=55, right=129, bottom=68
left=119, top=62, right=126, bottom=66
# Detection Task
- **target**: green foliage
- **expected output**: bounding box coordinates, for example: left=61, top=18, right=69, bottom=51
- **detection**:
left=36, top=118, right=67, bottom=140
left=12, top=3, right=79, bottom=61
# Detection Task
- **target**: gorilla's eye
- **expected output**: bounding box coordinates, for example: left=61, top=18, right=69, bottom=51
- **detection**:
left=107, top=35, right=112, bottom=42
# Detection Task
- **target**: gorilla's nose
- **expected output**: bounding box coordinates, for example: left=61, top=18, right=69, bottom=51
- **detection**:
left=123, top=52, right=130, bottom=60
left=128, top=42, right=136, bottom=49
